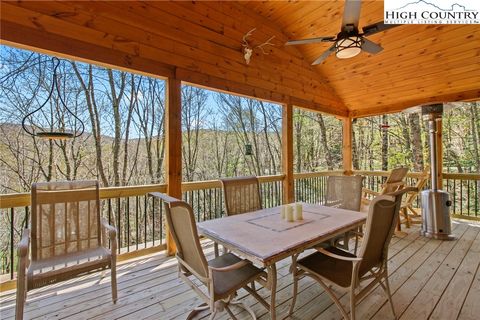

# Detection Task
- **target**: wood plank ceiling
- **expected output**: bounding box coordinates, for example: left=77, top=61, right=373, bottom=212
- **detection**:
left=1, top=1, right=479, bottom=118
left=247, top=0, right=480, bottom=117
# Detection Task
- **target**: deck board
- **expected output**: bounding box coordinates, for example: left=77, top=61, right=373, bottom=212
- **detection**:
left=1, top=220, right=479, bottom=320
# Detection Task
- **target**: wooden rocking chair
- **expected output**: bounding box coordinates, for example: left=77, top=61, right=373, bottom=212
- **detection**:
left=15, top=180, right=117, bottom=320
left=362, top=167, right=409, bottom=205
left=362, top=167, right=409, bottom=232
left=399, top=166, right=430, bottom=228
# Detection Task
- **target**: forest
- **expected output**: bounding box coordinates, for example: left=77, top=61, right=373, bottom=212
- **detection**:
left=1, top=46, right=479, bottom=194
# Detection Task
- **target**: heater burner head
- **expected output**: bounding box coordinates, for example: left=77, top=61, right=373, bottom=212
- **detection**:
left=404, top=103, right=444, bottom=116
left=421, top=103, right=443, bottom=118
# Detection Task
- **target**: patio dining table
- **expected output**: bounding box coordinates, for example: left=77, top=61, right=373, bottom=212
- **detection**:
left=197, top=202, right=367, bottom=319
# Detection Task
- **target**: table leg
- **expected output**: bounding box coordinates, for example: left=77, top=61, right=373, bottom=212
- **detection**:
left=267, top=263, right=277, bottom=320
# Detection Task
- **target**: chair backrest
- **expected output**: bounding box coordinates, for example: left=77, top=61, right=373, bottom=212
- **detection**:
left=381, top=167, right=409, bottom=194
left=357, top=187, right=414, bottom=275
left=161, top=194, right=209, bottom=280
left=325, top=175, right=364, bottom=211
left=220, top=176, right=262, bottom=216
left=31, top=180, right=101, bottom=261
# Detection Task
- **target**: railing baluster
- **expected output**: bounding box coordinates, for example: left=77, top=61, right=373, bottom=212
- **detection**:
left=144, top=195, right=147, bottom=248
left=152, top=197, right=155, bottom=246
left=117, top=198, right=121, bottom=254
left=126, top=197, right=130, bottom=252
left=467, top=180, right=471, bottom=216
left=135, top=196, right=139, bottom=250
left=24, top=206, right=29, bottom=229
left=10, top=208, right=14, bottom=280
left=160, top=199, right=163, bottom=245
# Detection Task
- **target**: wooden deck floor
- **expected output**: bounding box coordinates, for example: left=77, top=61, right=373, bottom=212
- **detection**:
left=1, top=220, right=479, bottom=320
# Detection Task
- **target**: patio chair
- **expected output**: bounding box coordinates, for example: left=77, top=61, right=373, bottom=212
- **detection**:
left=324, top=175, right=364, bottom=252
left=15, top=180, right=117, bottom=320
left=400, top=166, right=430, bottom=228
left=217, top=176, right=263, bottom=256
left=220, top=176, right=262, bottom=216
left=153, top=192, right=268, bottom=320
left=289, top=187, right=414, bottom=320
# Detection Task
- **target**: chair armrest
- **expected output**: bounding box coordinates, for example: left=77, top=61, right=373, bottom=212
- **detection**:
left=101, top=218, right=117, bottom=239
left=362, top=188, right=379, bottom=196
left=316, top=247, right=362, bottom=262
left=17, top=229, right=30, bottom=258
left=208, top=259, right=250, bottom=272
left=101, top=218, right=117, bottom=254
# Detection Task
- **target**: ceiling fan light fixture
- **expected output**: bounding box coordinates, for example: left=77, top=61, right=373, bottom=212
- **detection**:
left=335, top=36, right=362, bottom=59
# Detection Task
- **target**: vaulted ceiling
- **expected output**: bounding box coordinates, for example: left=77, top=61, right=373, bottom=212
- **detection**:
left=1, top=1, right=479, bottom=118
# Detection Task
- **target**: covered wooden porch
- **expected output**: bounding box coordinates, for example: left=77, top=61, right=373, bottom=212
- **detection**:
left=1, top=221, right=479, bottom=320
left=1, top=1, right=480, bottom=319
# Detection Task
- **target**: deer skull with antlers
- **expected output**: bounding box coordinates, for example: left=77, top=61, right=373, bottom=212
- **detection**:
left=242, top=28, right=276, bottom=65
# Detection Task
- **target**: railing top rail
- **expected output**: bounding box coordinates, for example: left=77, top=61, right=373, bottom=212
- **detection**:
left=443, top=173, right=480, bottom=180
left=0, top=183, right=168, bottom=209
left=181, top=174, right=285, bottom=192
left=293, top=170, right=344, bottom=179
left=2, top=171, right=479, bottom=209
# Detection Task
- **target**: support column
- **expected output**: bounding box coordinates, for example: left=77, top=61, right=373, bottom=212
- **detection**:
left=282, top=103, right=294, bottom=204
left=342, top=117, right=353, bottom=175
left=435, top=118, right=443, bottom=189
left=165, top=77, right=182, bottom=255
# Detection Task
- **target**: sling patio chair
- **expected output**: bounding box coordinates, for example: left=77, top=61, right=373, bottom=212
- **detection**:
left=399, top=165, right=430, bottom=228
left=220, top=176, right=262, bottom=216
left=217, top=176, right=263, bottom=256
left=323, top=175, right=364, bottom=253
left=151, top=192, right=269, bottom=320
left=289, top=187, right=415, bottom=320
left=15, top=180, right=117, bottom=320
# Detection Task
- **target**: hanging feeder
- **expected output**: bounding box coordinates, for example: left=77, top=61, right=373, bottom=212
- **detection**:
left=21, top=57, right=84, bottom=140
left=245, top=144, right=253, bottom=156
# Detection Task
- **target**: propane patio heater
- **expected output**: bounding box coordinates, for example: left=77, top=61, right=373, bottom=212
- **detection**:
left=407, top=103, right=454, bottom=240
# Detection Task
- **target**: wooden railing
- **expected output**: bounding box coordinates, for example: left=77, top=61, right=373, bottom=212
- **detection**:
left=1, top=170, right=479, bottom=284
left=443, top=173, right=480, bottom=219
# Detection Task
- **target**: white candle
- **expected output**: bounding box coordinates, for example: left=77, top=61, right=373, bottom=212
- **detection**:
left=280, top=206, right=286, bottom=219
left=295, top=203, right=303, bottom=220
left=286, top=205, right=294, bottom=222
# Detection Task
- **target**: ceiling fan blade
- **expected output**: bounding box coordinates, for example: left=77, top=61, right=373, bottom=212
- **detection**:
left=312, top=44, right=336, bottom=65
left=362, top=21, right=400, bottom=36
left=342, top=0, right=362, bottom=28
left=361, top=38, right=383, bottom=54
left=285, top=36, right=336, bottom=46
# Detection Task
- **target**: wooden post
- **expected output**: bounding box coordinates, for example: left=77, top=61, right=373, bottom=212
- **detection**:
left=282, top=103, right=294, bottom=204
left=342, top=117, right=353, bottom=175
left=165, top=77, right=182, bottom=255
left=436, top=118, right=443, bottom=189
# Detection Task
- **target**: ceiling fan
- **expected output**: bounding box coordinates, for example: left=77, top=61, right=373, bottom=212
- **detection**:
left=285, top=0, right=399, bottom=65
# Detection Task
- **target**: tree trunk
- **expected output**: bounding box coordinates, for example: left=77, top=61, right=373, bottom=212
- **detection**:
left=470, top=103, right=480, bottom=172
left=352, top=119, right=359, bottom=170
left=381, top=115, right=389, bottom=171
left=409, top=112, right=424, bottom=171
left=316, top=113, right=334, bottom=170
